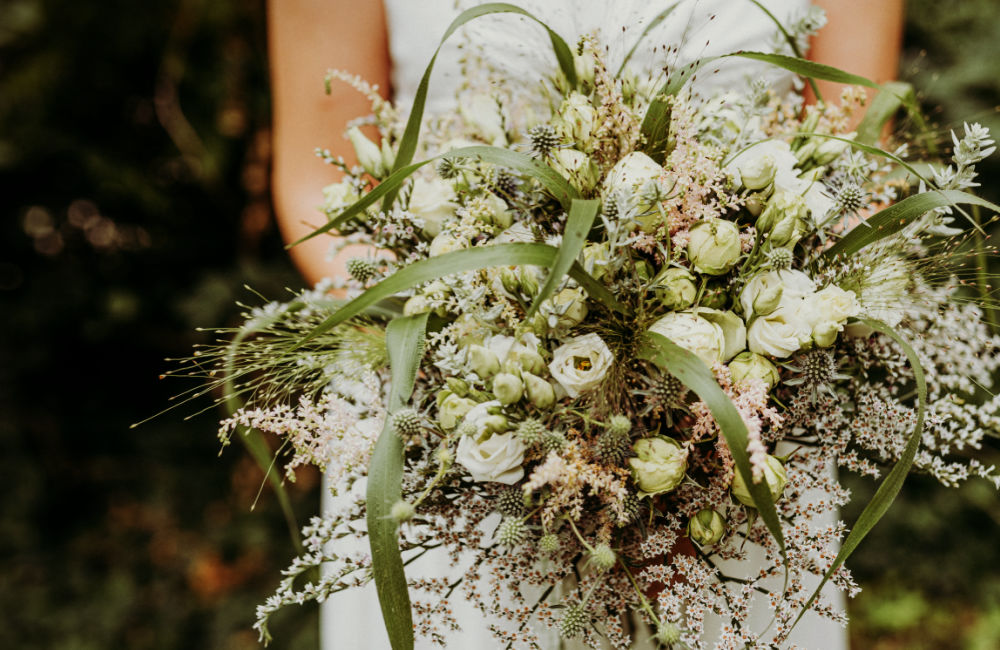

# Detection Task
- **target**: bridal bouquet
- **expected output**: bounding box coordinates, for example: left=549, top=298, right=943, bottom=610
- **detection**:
left=186, top=4, right=1000, bottom=649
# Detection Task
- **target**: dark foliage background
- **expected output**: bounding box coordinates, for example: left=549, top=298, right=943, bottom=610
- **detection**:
left=0, top=1, right=997, bottom=648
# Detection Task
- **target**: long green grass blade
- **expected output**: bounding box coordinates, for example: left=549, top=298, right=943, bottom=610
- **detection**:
left=366, top=313, right=429, bottom=650
left=382, top=3, right=576, bottom=210
left=296, top=243, right=625, bottom=346
left=791, top=317, right=926, bottom=628
left=856, top=81, right=913, bottom=146
left=638, top=332, right=787, bottom=560
left=527, top=198, right=600, bottom=317
left=641, top=52, right=877, bottom=160
left=823, top=190, right=1000, bottom=259
left=288, top=145, right=579, bottom=248
left=743, top=0, right=820, bottom=100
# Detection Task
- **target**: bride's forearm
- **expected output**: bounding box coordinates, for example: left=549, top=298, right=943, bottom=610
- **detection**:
left=268, top=0, right=391, bottom=287
left=808, top=0, right=904, bottom=128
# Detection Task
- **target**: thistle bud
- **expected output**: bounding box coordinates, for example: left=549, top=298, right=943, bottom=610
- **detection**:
left=468, top=344, right=501, bottom=379
left=654, top=622, right=682, bottom=646
left=731, top=455, right=788, bottom=507
left=588, top=543, right=616, bottom=572
left=347, top=126, right=386, bottom=178
left=523, top=372, right=556, bottom=409
left=687, top=219, right=742, bottom=275
left=687, top=508, right=726, bottom=546
left=493, top=372, right=524, bottom=405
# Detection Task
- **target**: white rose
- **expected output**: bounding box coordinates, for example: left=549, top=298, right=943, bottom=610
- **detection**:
left=493, top=222, right=534, bottom=244
left=409, top=177, right=458, bottom=237
left=548, top=333, right=614, bottom=398
left=603, top=152, right=667, bottom=229
left=456, top=401, right=525, bottom=484
left=800, top=285, right=859, bottom=347
left=459, top=93, right=507, bottom=146
left=649, top=311, right=726, bottom=366
left=740, top=269, right=816, bottom=317
left=726, top=140, right=799, bottom=191
left=747, top=307, right=812, bottom=358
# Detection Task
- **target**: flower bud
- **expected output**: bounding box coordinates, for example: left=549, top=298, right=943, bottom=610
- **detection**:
left=468, top=344, right=501, bottom=379
left=482, top=413, right=509, bottom=434
left=438, top=394, right=476, bottom=430
left=549, top=288, right=588, bottom=330
left=446, top=377, right=470, bottom=397
left=523, top=372, right=556, bottom=409
left=794, top=139, right=819, bottom=166
left=500, top=268, right=521, bottom=295
left=390, top=500, right=416, bottom=522
left=551, top=148, right=600, bottom=193
left=756, top=190, right=808, bottom=234
left=739, top=153, right=777, bottom=190
left=588, top=543, right=616, bottom=572
left=768, top=213, right=809, bottom=249
left=380, top=138, right=396, bottom=172
left=347, top=126, right=386, bottom=178
left=573, top=48, right=597, bottom=91
left=582, top=242, right=610, bottom=280
left=409, top=177, right=458, bottom=237
left=650, top=267, right=697, bottom=311
left=687, top=219, right=742, bottom=275
left=687, top=508, right=726, bottom=546
left=749, top=283, right=784, bottom=317
left=731, top=455, right=788, bottom=507
left=434, top=445, right=453, bottom=468
left=811, top=320, right=841, bottom=348
left=744, top=189, right=770, bottom=217
left=519, top=271, right=540, bottom=297
left=813, top=133, right=854, bottom=166
left=512, top=346, right=545, bottom=375
left=629, top=436, right=688, bottom=496
left=728, top=351, right=780, bottom=390
left=493, top=372, right=524, bottom=405
left=553, top=91, right=598, bottom=151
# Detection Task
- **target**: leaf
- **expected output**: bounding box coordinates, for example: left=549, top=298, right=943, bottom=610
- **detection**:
left=638, top=333, right=787, bottom=561
left=742, top=0, right=820, bottom=99
left=366, top=313, right=429, bottom=650
left=527, top=198, right=600, bottom=317
left=382, top=3, right=576, bottom=210
left=856, top=81, right=914, bottom=146
left=823, top=190, right=1000, bottom=259
left=288, top=145, right=578, bottom=248
left=791, top=318, right=927, bottom=629
left=296, top=243, right=626, bottom=346
left=641, top=52, right=877, bottom=161
left=615, top=3, right=680, bottom=78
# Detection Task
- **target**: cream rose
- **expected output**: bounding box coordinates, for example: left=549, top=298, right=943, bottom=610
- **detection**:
left=747, top=307, right=812, bottom=358
left=409, top=177, right=458, bottom=237
left=456, top=401, right=525, bottom=485
left=800, top=284, right=859, bottom=347
left=629, top=436, right=688, bottom=496
left=648, top=311, right=726, bottom=366
left=459, top=93, right=507, bottom=146
left=740, top=269, right=816, bottom=317
left=548, top=333, right=614, bottom=398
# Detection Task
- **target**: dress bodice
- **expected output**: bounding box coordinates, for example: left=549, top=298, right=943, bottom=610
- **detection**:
left=383, top=0, right=813, bottom=115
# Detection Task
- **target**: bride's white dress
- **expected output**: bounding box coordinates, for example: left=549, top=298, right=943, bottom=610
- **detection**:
left=321, top=1, right=847, bottom=647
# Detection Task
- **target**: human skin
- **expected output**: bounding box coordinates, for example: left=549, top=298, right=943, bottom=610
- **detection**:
left=268, top=0, right=904, bottom=287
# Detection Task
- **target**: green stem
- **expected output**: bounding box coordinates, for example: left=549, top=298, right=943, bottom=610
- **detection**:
left=973, top=205, right=998, bottom=331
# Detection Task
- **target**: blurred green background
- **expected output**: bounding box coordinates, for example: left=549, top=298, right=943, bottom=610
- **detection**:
left=0, top=1, right=997, bottom=648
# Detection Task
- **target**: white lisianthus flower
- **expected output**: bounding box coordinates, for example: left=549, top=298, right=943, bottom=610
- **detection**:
left=747, top=307, right=812, bottom=358
left=409, top=177, right=458, bottom=237
left=649, top=311, right=726, bottom=366
left=740, top=269, right=816, bottom=317
left=548, top=333, right=614, bottom=398
left=456, top=401, right=525, bottom=484
left=459, top=93, right=507, bottom=146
